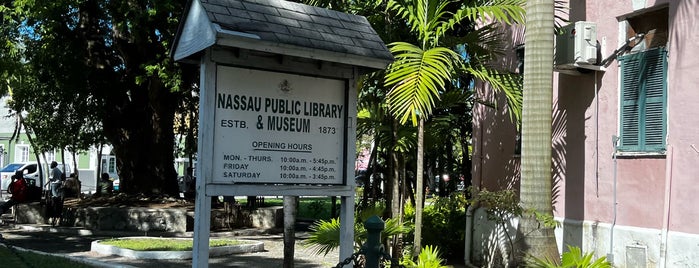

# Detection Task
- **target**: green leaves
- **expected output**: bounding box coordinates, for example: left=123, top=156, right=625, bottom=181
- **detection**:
left=385, top=42, right=461, bottom=125
left=305, top=218, right=343, bottom=255
left=452, top=0, right=526, bottom=26
left=304, top=213, right=411, bottom=256
left=401, top=245, right=448, bottom=268
left=383, top=0, right=525, bottom=126
left=528, top=245, right=612, bottom=268
left=466, top=65, right=523, bottom=123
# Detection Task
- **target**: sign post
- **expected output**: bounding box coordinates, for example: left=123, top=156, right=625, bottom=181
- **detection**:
left=172, top=0, right=392, bottom=267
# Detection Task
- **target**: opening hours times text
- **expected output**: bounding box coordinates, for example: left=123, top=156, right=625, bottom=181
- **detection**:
left=221, top=154, right=338, bottom=181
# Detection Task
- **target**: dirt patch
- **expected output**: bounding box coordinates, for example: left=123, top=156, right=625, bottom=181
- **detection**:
left=64, top=194, right=195, bottom=210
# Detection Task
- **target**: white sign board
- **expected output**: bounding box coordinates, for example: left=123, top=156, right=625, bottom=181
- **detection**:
left=213, top=66, right=346, bottom=185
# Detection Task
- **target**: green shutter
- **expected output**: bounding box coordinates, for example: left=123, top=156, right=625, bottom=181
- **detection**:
left=619, top=53, right=641, bottom=150
left=642, top=48, right=667, bottom=151
left=618, top=47, right=667, bottom=152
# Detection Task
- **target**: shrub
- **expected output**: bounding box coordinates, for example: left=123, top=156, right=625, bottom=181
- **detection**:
left=528, top=246, right=612, bottom=268
left=420, top=194, right=468, bottom=260
left=401, top=245, right=448, bottom=268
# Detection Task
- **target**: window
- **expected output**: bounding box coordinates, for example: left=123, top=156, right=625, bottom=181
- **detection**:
left=618, top=47, right=667, bottom=152
left=618, top=6, right=668, bottom=153
left=101, top=156, right=117, bottom=174
left=15, top=145, right=29, bottom=162
left=46, top=150, right=56, bottom=163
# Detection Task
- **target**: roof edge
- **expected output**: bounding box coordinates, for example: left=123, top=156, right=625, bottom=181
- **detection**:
left=215, top=31, right=392, bottom=70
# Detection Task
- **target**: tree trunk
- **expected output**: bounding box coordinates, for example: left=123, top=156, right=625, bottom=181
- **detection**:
left=517, top=0, right=560, bottom=264
left=392, top=156, right=405, bottom=259
left=103, top=79, right=179, bottom=196
left=459, top=124, right=472, bottom=197
left=387, top=119, right=401, bottom=219
left=413, top=118, right=425, bottom=256
left=283, top=196, right=298, bottom=268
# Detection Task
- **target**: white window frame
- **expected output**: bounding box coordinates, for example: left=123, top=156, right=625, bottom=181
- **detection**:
left=15, top=144, right=29, bottom=163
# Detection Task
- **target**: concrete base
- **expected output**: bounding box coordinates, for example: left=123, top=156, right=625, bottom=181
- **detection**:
left=470, top=208, right=699, bottom=268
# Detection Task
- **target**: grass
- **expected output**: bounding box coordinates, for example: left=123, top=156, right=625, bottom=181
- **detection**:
left=238, top=197, right=337, bottom=221
left=0, top=245, right=95, bottom=268
left=99, top=238, right=244, bottom=251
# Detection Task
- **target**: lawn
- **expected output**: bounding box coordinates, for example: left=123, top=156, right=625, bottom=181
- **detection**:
left=99, top=238, right=244, bottom=251
left=0, top=245, right=95, bottom=268
left=237, top=197, right=337, bottom=221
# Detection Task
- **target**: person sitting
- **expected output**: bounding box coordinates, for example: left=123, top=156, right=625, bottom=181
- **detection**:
left=0, top=171, right=29, bottom=215
left=99, top=173, right=113, bottom=195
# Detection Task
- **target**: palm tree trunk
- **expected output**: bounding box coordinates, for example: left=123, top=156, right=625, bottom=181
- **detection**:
left=413, top=118, right=425, bottom=256
left=517, top=0, right=560, bottom=264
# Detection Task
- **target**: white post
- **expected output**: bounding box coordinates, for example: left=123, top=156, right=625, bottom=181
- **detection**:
left=339, top=195, right=356, bottom=267
left=193, top=50, right=216, bottom=268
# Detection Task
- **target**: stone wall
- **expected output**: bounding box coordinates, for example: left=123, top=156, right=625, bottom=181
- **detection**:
left=13, top=202, right=283, bottom=233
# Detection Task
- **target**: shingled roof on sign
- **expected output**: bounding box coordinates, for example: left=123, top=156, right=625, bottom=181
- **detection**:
left=172, top=0, right=393, bottom=70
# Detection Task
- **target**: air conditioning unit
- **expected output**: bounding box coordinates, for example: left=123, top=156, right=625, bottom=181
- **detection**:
left=555, top=21, right=598, bottom=71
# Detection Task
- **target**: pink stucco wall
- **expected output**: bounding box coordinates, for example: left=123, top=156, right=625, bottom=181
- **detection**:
left=561, top=0, right=698, bottom=232
left=474, top=0, right=699, bottom=234
left=664, top=0, right=699, bottom=233
left=472, top=25, right=523, bottom=193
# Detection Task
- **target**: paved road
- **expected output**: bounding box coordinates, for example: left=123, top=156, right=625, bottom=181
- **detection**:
left=0, top=224, right=340, bottom=268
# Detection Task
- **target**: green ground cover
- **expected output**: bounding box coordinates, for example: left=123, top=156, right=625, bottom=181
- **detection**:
left=99, top=238, right=244, bottom=251
left=238, top=197, right=336, bottom=221
left=0, top=245, right=95, bottom=268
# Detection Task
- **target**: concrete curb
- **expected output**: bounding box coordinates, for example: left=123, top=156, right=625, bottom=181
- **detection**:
left=12, top=223, right=279, bottom=237
left=90, top=237, right=264, bottom=259
left=0, top=242, right=137, bottom=268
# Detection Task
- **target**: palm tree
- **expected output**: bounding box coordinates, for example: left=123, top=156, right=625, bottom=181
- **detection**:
left=384, top=0, right=525, bottom=256
left=516, top=0, right=560, bottom=263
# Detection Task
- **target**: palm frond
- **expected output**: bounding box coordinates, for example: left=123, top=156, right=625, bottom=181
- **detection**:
left=447, top=0, right=526, bottom=30
left=446, top=22, right=509, bottom=63
left=387, top=0, right=453, bottom=44
left=464, top=65, right=522, bottom=124
left=304, top=218, right=342, bottom=256
left=385, top=42, right=462, bottom=125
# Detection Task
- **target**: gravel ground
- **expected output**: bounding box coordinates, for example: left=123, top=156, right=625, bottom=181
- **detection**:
left=0, top=224, right=341, bottom=268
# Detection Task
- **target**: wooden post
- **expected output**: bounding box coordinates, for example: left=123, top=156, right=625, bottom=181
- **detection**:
left=340, top=195, right=356, bottom=267
left=192, top=50, right=215, bottom=268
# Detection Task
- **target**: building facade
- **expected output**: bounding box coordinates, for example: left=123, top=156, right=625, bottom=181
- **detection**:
left=0, top=98, right=119, bottom=193
left=472, top=1, right=698, bottom=267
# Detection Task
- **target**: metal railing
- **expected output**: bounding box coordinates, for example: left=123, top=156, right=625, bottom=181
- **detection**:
left=335, top=215, right=404, bottom=268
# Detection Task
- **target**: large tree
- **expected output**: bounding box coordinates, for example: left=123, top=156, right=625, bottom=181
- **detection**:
left=516, top=0, right=560, bottom=263
left=1, top=0, right=193, bottom=195
left=384, top=0, right=524, bottom=256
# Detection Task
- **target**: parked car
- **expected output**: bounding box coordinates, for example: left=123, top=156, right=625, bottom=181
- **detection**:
left=0, top=162, right=73, bottom=193
left=0, top=162, right=40, bottom=192
left=112, top=178, right=120, bottom=191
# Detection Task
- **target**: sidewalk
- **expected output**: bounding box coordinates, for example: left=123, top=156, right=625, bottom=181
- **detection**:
left=0, top=222, right=340, bottom=268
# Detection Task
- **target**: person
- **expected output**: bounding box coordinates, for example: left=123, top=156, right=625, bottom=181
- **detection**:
left=49, top=161, right=63, bottom=198
left=99, top=173, right=113, bottom=195
left=0, top=171, right=28, bottom=215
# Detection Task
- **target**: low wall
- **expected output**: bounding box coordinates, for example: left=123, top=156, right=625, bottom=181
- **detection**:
left=13, top=203, right=283, bottom=233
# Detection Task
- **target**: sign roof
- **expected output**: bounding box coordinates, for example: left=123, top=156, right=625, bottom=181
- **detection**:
left=173, top=0, right=393, bottom=70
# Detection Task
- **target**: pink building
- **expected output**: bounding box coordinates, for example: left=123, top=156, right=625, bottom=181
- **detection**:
left=472, top=1, right=699, bottom=267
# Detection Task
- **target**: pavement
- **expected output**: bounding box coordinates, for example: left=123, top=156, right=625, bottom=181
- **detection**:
left=0, top=221, right=340, bottom=268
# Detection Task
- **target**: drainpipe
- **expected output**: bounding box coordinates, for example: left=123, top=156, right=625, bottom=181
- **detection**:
left=659, top=145, right=674, bottom=268
left=595, top=72, right=600, bottom=197
left=608, top=135, right=620, bottom=264
left=463, top=119, right=484, bottom=268
left=464, top=201, right=479, bottom=268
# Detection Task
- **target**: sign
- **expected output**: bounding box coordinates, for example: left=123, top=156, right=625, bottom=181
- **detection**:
left=213, top=66, right=346, bottom=184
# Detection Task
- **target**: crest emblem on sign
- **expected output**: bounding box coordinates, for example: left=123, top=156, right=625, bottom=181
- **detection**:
left=279, top=80, right=292, bottom=93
